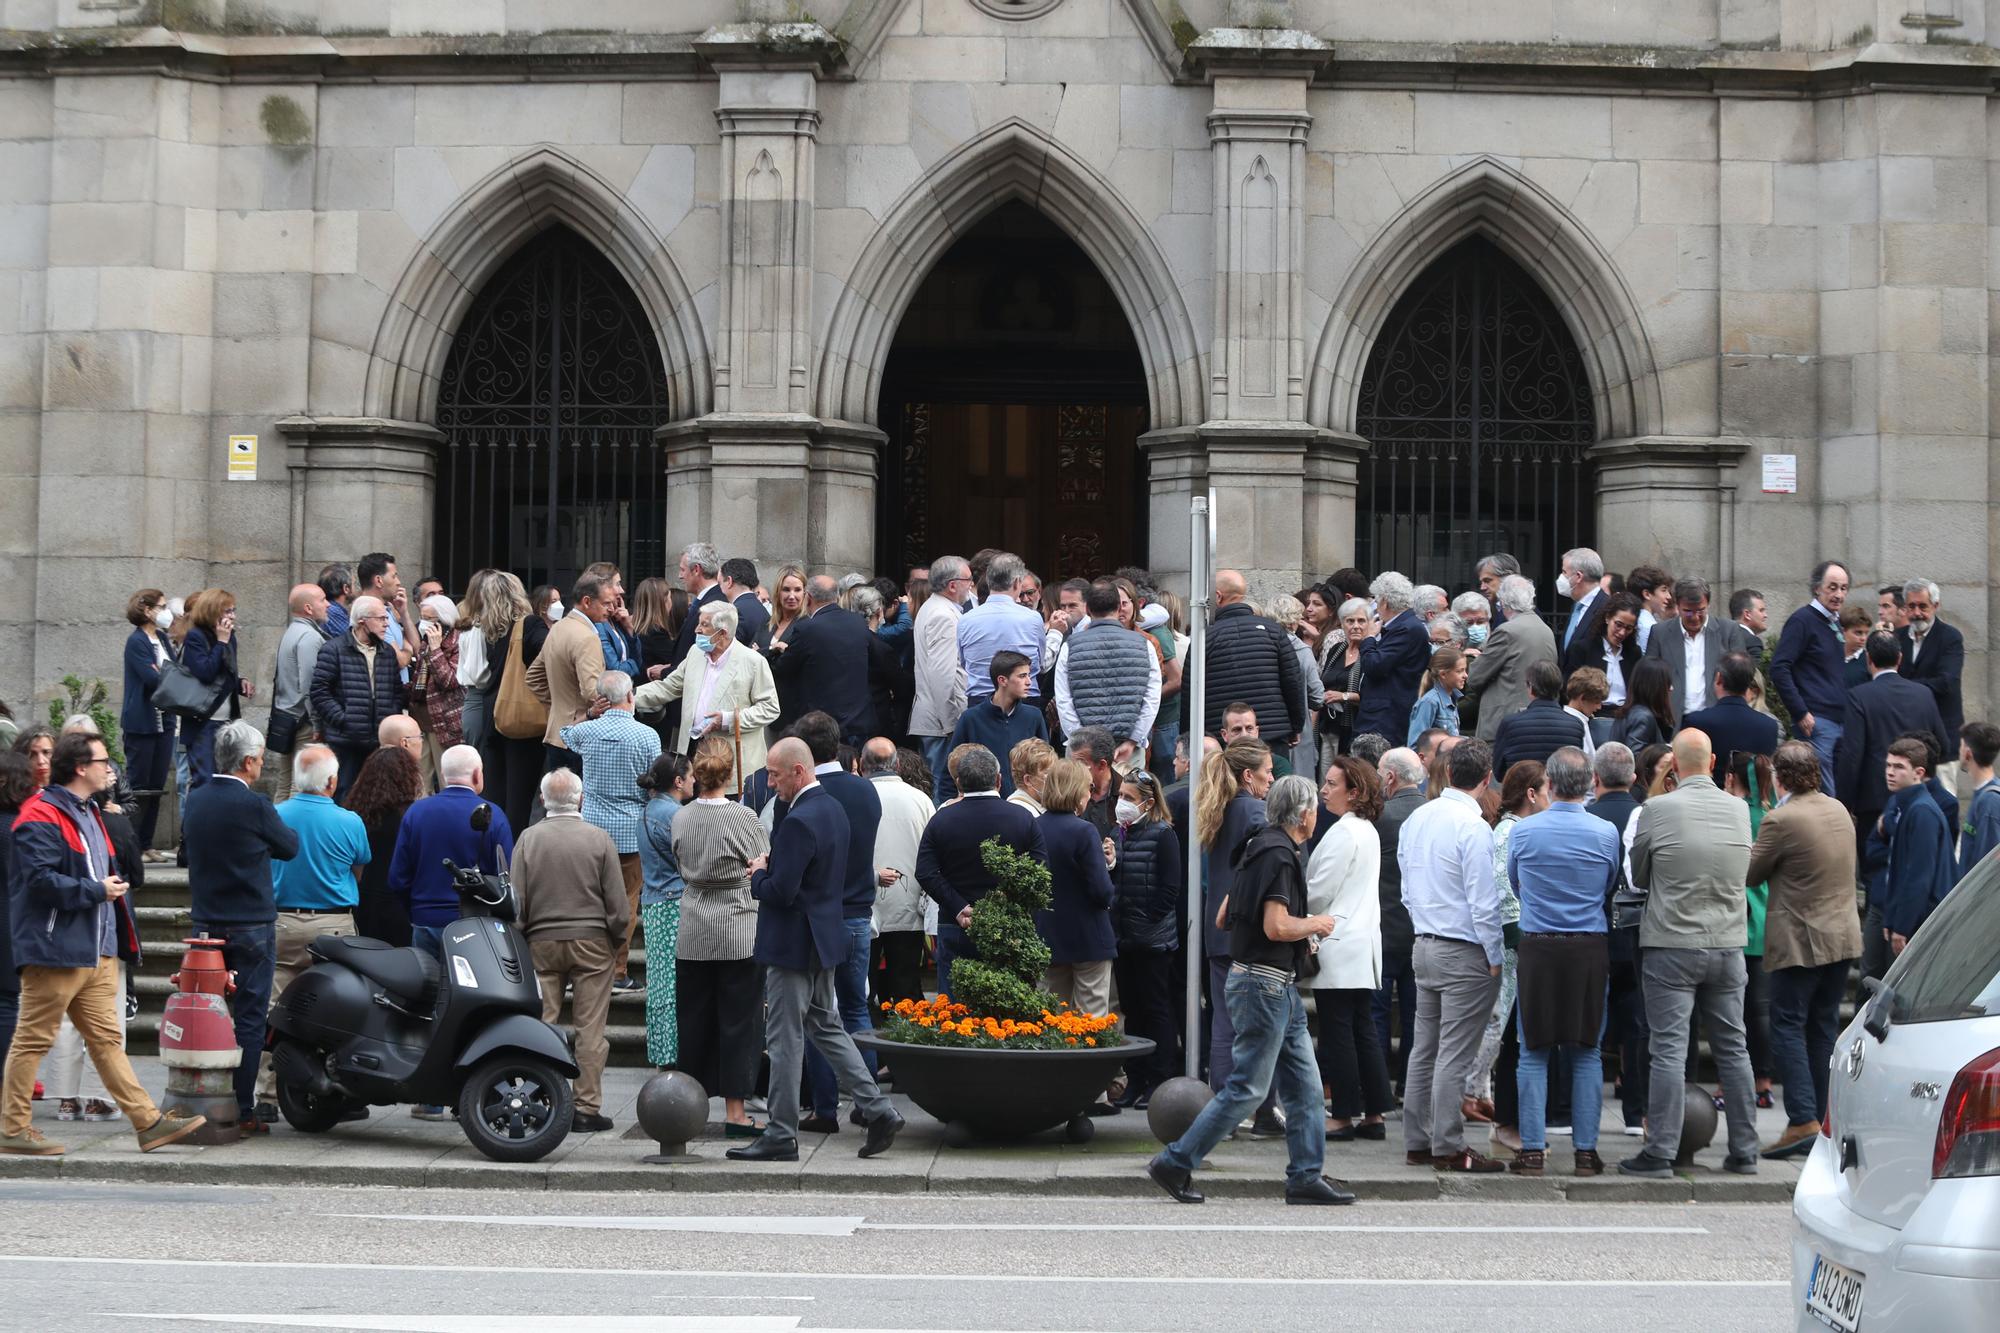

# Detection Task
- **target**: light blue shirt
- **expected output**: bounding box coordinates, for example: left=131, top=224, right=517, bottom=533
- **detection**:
left=1507, top=800, right=1620, bottom=934
left=1397, top=787, right=1504, bottom=966
left=272, top=792, right=371, bottom=910
left=957, top=592, right=1045, bottom=700
left=560, top=708, right=663, bottom=854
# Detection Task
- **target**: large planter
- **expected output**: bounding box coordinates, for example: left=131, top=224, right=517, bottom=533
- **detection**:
left=855, top=1032, right=1155, bottom=1144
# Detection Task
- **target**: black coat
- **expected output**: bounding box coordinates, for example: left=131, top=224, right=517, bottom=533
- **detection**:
left=1353, top=610, right=1432, bottom=742
left=915, top=795, right=1048, bottom=920
left=1897, top=619, right=1965, bottom=751
left=1113, top=819, right=1181, bottom=953
left=1616, top=703, right=1668, bottom=751
left=1684, top=695, right=1780, bottom=764
left=1586, top=788, right=1641, bottom=962
left=1373, top=786, right=1422, bottom=962
left=1562, top=631, right=1641, bottom=689
left=1490, top=699, right=1587, bottom=778
left=771, top=605, right=875, bottom=741
left=1202, top=790, right=1266, bottom=957
left=310, top=632, right=408, bottom=748
left=1835, top=670, right=1950, bottom=819
left=1035, top=810, right=1117, bottom=965
left=1202, top=603, right=1304, bottom=741
left=772, top=769, right=880, bottom=920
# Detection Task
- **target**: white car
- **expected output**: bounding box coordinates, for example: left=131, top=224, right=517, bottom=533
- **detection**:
left=1791, top=860, right=2000, bottom=1331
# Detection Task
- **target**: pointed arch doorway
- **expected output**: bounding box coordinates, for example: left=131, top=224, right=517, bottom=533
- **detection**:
left=876, top=202, right=1151, bottom=583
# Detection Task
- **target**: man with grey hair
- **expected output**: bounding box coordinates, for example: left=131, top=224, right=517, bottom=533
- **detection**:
left=1466, top=575, right=1557, bottom=741
left=255, top=743, right=370, bottom=1115
left=183, top=719, right=300, bottom=1131
left=915, top=742, right=1047, bottom=997
left=635, top=598, right=780, bottom=797
left=910, top=554, right=974, bottom=781
left=562, top=669, right=662, bottom=991
left=1412, top=585, right=1449, bottom=623
left=1373, top=745, right=1427, bottom=1094
left=512, top=764, right=626, bottom=1133
left=671, top=541, right=725, bottom=668
left=1557, top=548, right=1605, bottom=652
left=1503, top=746, right=1621, bottom=1176
left=310, top=591, right=408, bottom=799
left=1896, top=576, right=1964, bottom=760
left=772, top=574, right=876, bottom=743
left=1475, top=553, right=1523, bottom=626
left=1587, top=740, right=1648, bottom=1135
left=1352, top=572, right=1430, bottom=743
left=956, top=552, right=1045, bottom=708
left=1449, top=590, right=1493, bottom=652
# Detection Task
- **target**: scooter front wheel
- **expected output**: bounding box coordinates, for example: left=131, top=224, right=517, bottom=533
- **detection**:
left=456, top=1052, right=574, bottom=1163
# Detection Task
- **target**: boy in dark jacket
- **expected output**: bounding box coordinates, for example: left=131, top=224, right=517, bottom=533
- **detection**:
left=1, top=733, right=206, bottom=1155
left=1879, top=738, right=1955, bottom=959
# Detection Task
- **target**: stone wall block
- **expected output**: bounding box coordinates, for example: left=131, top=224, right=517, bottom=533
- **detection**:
left=1941, top=287, right=1986, bottom=355
left=1719, top=161, right=1773, bottom=226
left=1814, top=159, right=1874, bottom=226
left=39, top=408, right=142, bottom=475
left=1050, top=83, right=1121, bottom=173
left=1638, top=160, right=1712, bottom=226
left=1413, top=92, right=1611, bottom=159
left=1317, top=91, right=1413, bottom=155
left=413, top=83, right=621, bottom=148
left=319, top=85, right=415, bottom=148
left=1819, top=287, right=1877, bottom=357
left=1720, top=291, right=1817, bottom=357
left=876, top=37, right=1006, bottom=84
left=43, top=331, right=141, bottom=411
left=1720, top=99, right=1814, bottom=164
left=819, top=82, right=913, bottom=148
left=1119, top=85, right=1208, bottom=152
left=1881, top=223, right=1987, bottom=288
left=1876, top=94, right=1986, bottom=160
left=212, top=272, right=312, bottom=339
left=1876, top=352, right=1987, bottom=437
left=47, top=202, right=153, bottom=267
left=1720, top=354, right=1815, bottom=437
left=315, top=148, right=394, bottom=212
left=1611, top=97, right=1715, bottom=161
left=1719, top=224, right=1816, bottom=292
left=208, top=337, right=309, bottom=414
left=52, top=77, right=159, bottom=140
left=1876, top=286, right=1942, bottom=354
left=214, top=210, right=314, bottom=273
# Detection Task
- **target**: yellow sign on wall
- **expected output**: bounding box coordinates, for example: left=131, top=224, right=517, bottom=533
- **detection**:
left=227, top=434, right=257, bottom=481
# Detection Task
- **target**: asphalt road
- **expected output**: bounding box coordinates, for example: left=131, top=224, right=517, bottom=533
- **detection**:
left=0, top=1179, right=1796, bottom=1331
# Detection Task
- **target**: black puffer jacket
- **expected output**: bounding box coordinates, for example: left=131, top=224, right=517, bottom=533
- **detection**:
left=1113, top=819, right=1181, bottom=953
left=1490, top=699, right=1587, bottom=779
left=1200, top=603, right=1304, bottom=740
left=310, top=632, right=408, bottom=748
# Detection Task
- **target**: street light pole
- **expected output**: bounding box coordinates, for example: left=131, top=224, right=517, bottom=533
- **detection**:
left=1183, top=494, right=1211, bottom=1078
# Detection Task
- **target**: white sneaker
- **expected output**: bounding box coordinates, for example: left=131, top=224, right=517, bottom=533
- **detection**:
left=1547, top=1125, right=1572, bottom=1136
left=1622, top=1124, right=1645, bottom=1136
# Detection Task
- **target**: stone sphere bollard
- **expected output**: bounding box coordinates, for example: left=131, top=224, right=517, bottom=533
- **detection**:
left=1674, top=1082, right=1719, bottom=1166
left=636, top=1070, right=708, bottom=1164
left=1146, top=1076, right=1215, bottom=1146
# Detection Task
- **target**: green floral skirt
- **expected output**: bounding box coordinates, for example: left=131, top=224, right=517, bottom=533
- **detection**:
left=642, top=900, right=681, bottom=1068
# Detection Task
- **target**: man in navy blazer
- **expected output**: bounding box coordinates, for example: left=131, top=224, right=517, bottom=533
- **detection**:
left=731, top=737, right=902, bottom=1162
left=1835, top=633, right=1949, bottom=830
left=1683, top=653, right=1780, bottom=766
left=771, top=575, right=875, bottom=743
left=1353, top=574, right=1433, bottom=743
left=1895, top=579, right=1964, bottom=753
left=915, top=744, right=1047, bottom=997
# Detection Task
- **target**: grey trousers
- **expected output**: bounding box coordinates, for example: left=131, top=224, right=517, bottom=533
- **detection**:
left=762, top=962, right=893, bottom=1145
left=1641, top=947, right=1760, bottom=1163
left=1404, top=937, right=1502, bottom=1156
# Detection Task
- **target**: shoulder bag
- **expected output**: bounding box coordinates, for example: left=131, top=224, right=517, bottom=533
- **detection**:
left=493, top=618, right=550, bottom=741
left=151, top=660, right=230, bottom=721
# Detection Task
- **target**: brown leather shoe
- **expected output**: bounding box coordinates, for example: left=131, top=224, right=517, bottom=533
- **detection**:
left=1461, top=1095, right=1495, bottom=1124
left=1761, top=1121, right=1820, bottom=1161
left=1434, top=1146, right=1506, bottom=1173
left=1509, top=1148, right=1545, bottom=1176
left=1573, top=1149, right=1605, bottom=1176
left=1405, top=1149, right=1439, bottom=1167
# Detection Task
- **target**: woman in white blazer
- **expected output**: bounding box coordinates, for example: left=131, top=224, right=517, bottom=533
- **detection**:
left=632, top=600, right=780, bottom=796
left=1302, top=755, right=1392, bottom=1141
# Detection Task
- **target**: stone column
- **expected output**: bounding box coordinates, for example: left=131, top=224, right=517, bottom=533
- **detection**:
left=1591, top=436, right=1749, bottom=588
left=277, top=417, right=440, bottom=580
left=682, top=21, right=867, bottom=577
left=1184, top=25, right=1331, bottom=598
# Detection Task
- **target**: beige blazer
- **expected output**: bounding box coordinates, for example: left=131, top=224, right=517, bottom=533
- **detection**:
left=633, top=639, right=780, bottom=794
left=1746, top=790, right=1864, bottom=971
left=524, top=612, right=606, bottom=749
left=1466, top=612, right=1558, bottom=741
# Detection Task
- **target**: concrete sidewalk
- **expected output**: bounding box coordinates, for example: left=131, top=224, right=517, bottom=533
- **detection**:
left=0, top=1056, right=1804, bottom=1202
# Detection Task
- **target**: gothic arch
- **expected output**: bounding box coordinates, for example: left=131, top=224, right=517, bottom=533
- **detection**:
left=364, top=147, right=712, bottom=425
left=1307, top=157, right=1662, bottom=442
left=815, top=118, right=1205, bottom=431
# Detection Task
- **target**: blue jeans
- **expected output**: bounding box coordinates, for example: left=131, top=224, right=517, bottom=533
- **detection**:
left=186, top=720, right=219, bottom=790
left=190, top=920, right=276, bottom=1115
left=411, top=924, right=445, bottom=960
left=1808, top=715, right=1843, bottom=799
left=1769, top=959, right=1849, bottom=1127
left=1516, top=1001, right=1606, bottom=1152
left=805, top=917, right=877, bottom=1114
left=1161, top=968, right=1325, bottom=1188
left=919, top=735, right=950, bottom=798
left=935, top=922, right=973, bottom=1000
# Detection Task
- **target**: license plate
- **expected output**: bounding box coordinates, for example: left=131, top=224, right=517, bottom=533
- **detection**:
left=1807, top=1254, right=1864, bottom=1332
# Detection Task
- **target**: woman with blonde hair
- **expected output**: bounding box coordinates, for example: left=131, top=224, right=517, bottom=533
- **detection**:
left=1035, top=759, right=1118, bottom=1021
left=178, top=588, right=249, bottom=789
left=671, top=736, right=772, bottom=1135
left=1007, top=737, right=1056, bottom=816
left=630, top=576, right=678, bottom=682
left=411, top=591, right=465, bottom=789
left=1193, top=737, right=1284, bottom=1132
left=1268, top=593, right=1320, bottom=780
left=468, top=570, right=545, bottom=835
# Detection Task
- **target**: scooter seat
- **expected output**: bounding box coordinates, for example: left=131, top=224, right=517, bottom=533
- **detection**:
left=310, top=935, right=440, bottom=1008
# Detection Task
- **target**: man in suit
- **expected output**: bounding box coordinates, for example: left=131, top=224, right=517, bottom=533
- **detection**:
left=524, top=571, right=610, bottom=776
left=1556, top=547, right=1604, bottom=653
left=1586, top=742, right=1647, bottom=1134
left=669, top=542, right=727, bottom=669
left=1489, top=661, right=1584, bottom=776
left=1642, top=578, right=1735, bottom=719
left=771, top=574, right=874, bottom=743
left=728, top=738, right=903, bottom=1162
left=1683, top=652, right=1781, bottom=764
left=1895, top=578, right=1964, bottom=760
left=914, top=744, right=1048, bottom=996
left=1726, top=588, right=1768, bottom=659
left=719, top=557, right=770, bottom=650
left=1466, top=574, right=1558, bottom=740
left=1372, top=747, right=1425, bottom=1095
left=1353, top=572, right=1433, bottom=744
left=632, top=599, right=780, bottom=796
left=1834, top=632, right=1949, bottom=836
left=1748, top=741, right=1861, bottom=1160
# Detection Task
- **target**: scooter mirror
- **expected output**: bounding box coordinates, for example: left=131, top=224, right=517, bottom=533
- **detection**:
left=471, top=802, right=492, bottom=833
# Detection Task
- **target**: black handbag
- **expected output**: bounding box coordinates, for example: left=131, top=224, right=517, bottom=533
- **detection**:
left=150, top=660, right=229, bottom=721
left=266, top=705, right=304, bottom=754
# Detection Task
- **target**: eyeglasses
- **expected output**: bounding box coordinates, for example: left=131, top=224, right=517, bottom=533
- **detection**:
left=84, top=755, right=112, bottom=768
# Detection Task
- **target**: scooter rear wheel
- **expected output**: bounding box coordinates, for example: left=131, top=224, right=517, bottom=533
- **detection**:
left=274, top=1050, right=344, bottom=1134
left=456, top=1052, right=574, bottom=1163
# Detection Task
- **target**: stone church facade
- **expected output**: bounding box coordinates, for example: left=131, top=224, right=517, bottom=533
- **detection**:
left=1, top=0, right=1995, bottom=719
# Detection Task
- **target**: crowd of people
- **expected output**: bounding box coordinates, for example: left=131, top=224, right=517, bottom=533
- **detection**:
left=0, top=541, right=1988, bottom=1200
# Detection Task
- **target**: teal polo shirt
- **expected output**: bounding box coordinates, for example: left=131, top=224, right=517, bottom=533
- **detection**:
left=272, top=792, right=371, bottom=910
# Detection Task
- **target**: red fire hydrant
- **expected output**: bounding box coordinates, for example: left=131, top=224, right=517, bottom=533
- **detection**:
left=159, top=936, right=242, bottom=1144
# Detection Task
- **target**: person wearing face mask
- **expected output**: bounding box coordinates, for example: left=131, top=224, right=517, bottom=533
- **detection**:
left=120, top=589, right=183, bottom=859
left=309, top=594, right=409, bottom=800
left=1554, top=549, right=1604, bottom=654
left=1450, top=592, right=1492, bottom=653
left=633, top=601, right=781, bottom=798
left=1111, top=768, right=1180, bottom=1108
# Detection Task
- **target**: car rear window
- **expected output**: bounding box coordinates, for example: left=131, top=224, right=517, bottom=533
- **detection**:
left=1886, top=857, right=2000, bottom=1023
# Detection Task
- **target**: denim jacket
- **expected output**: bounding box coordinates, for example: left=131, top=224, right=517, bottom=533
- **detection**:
left=637, top=794, right=686, bottom=906
left=1406, top=684, right=1462, bottom=747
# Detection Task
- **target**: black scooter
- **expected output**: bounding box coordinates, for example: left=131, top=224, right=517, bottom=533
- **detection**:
left=266, top=803, right=578, bottom=1162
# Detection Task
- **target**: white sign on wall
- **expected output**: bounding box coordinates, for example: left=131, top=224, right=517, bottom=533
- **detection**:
left=1761, top=453, right=1797, bottom=495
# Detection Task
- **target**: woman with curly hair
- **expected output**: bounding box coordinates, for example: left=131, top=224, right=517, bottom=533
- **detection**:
left=345, top=743, right=422, bottom=946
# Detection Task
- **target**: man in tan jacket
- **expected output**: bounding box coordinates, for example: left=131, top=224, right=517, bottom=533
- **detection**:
left=511, top=766, right=627, bottom=1132
left=525, top=571, right=609, bottom=776
left=1748, top=740, right=1862, bottom=1160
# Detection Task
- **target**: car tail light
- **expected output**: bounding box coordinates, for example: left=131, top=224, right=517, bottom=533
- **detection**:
left=1933, top=1046, right=2000, bottom=1179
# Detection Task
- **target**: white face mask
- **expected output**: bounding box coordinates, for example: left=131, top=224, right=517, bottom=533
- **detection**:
left=1554, top=573, right=1573, bottom=600
left=546, top=600, right=564, bottom=622
left=1115, top=798, right=1144, bottom=826
left=152, top=608, right=173, bottom=630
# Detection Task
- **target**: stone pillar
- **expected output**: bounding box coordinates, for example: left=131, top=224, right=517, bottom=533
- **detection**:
left=1591, top=436, right=1749, bottom=589
left=277, top=417, right=440, bottom=580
